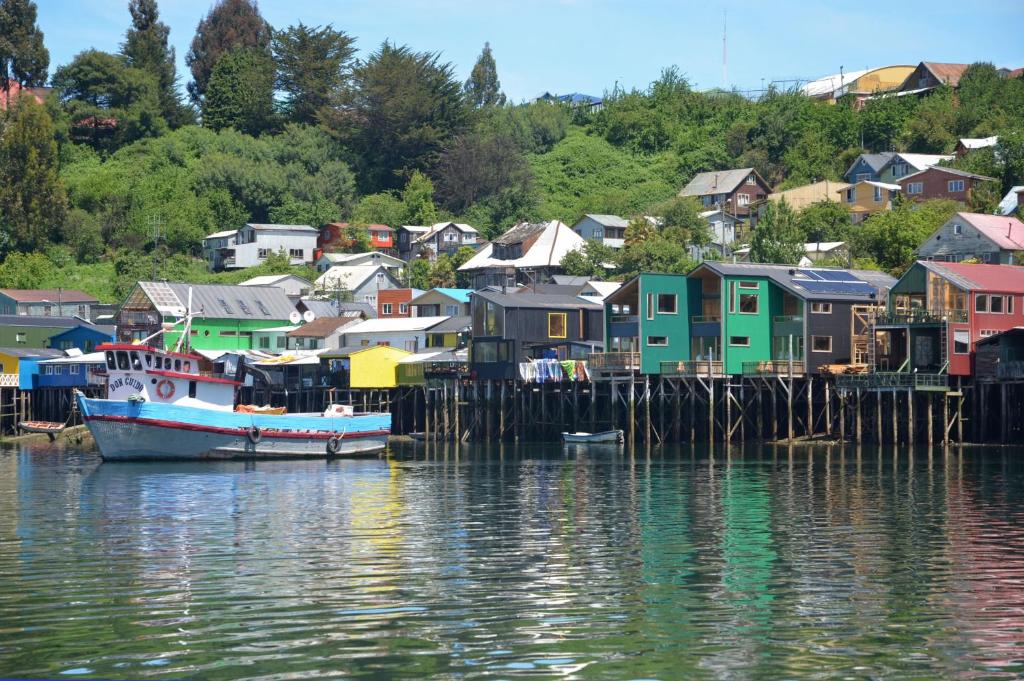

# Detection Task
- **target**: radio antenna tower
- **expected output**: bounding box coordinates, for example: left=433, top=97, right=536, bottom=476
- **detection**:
left=722, top=9, right=728, bottom=88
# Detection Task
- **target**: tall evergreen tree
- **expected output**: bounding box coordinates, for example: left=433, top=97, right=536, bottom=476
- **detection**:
left=0, top=0, right=49, bottom=88
left=122, top=0, right=189, bottom=127
left=202, top=47, right=275, bottom=136
left=0, top=97, right=66, bottom=252
left=272, top=23, right=355, bottom=125
left=464, top=42, right=504, bottom=107
left=185, top=0, right=270, bottom=105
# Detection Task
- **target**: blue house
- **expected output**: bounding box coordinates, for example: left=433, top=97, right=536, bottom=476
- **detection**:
left=843, top=152, right=897, bottom=183
left=48, top=323, right=116, bottom=353
left=32, top=352, right=106, bottom=389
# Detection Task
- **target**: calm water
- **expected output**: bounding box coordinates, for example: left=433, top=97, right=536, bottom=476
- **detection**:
left=1, top=441, right=1024, bottom=680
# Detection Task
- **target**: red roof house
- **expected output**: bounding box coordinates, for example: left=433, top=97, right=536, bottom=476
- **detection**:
left=0, top=79, right=51, bottom=110
left=319, top=223, right=395, bottom=256
left=916, top=212, right=1024, bottom=265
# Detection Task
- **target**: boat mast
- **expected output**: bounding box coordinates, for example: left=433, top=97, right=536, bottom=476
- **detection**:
left=174, top=288, right=194, bottom=354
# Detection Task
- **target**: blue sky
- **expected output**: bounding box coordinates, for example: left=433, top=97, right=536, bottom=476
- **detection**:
left=37, top=0, right=1024, bottom=102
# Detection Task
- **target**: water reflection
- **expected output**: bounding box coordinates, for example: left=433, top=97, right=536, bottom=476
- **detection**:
left=0, top=441, right=1023, bottom=679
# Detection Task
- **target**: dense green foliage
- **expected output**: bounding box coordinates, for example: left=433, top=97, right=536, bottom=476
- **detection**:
left=1, top=2, right=1023, bottom=302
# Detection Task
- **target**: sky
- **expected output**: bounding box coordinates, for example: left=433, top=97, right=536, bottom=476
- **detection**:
left=36, top=0, right=1024, bottom=102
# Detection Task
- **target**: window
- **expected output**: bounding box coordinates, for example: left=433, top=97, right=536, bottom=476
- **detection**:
left=954, top=330, right=970, bottom=354
left=276, top=336, right=286, bottom=349
left=737, top=193, right=750, bottom=207
left=729, top=336, right=750, bottom=347
left=646, top=293, right=654, bottom=320
left=846, top=188, right=856, bottom=203
left=953, top=223, right=963, bottom=235
left=364, top=295, right=376, bottom=306
left=548, top=313, right=567, bottom=339
left=1010, top=296, right=1015, bottom=314
left=746, top=174, right=756, bottom=185
left=948, top=180, right=965, bottom=192
left=739, top=293, right=759, bottom=314
left=188, top=381, right=197, bottom=398
left=400, top=303, right=409, bottom=314
left=258, top=248, right=270, bottom=259
left=15, top=332, right=26, bottom=343
left=43, top=305, right=52, bottom=316
left=856, top=172, right=870, bottom=181
left=907, top=182, right=923, bottom=195
left=811, top=302, right=832, bottom=314
left=702, top=195, right=714, bottom=207
left=78, top=305, right=87, bottom=317
left=289, top=248, right=304, bottom=258
left=258, top=336, right=270, bottom=349
left=811, top=336, right=832, bottom=352
left=445, top=304, right=458, bottom=316
left=976, top=294, right=988, bottom=312
left=382, top=303, right=393, bottom=315
left=130, top=352, right=142, bottom=370
left=738, top=281, right=759, bottom=289
left=647, top=336, right=668, bottom=346
left=116, top=351, right=130, bottom=370
left=404, top=340, right=417, bottom=352
left=874, top=186, right=883, bottom=202
left=656, top=293, right=677, bottom=314
left=991, top=295, right=1004, bottom=314
left=174, top=359, right=181, bottom=372
left=729, top=282, right=736, bottom=313
left=593, top=228, right=604, bottom=239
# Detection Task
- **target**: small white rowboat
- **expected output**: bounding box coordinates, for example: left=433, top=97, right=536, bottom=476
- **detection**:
left=562, top=430, right=624, bottom=444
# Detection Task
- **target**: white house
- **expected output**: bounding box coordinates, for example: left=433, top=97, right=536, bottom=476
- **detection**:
left=314, top=251, right=406, bottom=273
left=339, top=316, right=451, bottom=353
left=239, top=274, right=313, bottom=299
left=458, top=220, right=585, bottom=289
left=314, top=264, right=402, bottom=307
left=203, top=223, right=318, bottom=271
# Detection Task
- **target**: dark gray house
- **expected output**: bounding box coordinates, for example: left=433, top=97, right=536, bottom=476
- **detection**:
left=469, top=289, right=603, bottom=380
left=843, top=152, right=896, bottom=183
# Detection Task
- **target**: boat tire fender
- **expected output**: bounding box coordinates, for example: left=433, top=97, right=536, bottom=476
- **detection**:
left=326, top=435, right=341, bottom=455
left=247, top=426, right=262, bottom=445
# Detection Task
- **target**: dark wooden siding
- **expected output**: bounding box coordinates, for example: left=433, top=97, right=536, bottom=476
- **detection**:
left=806, top=301, right=857, bottom=373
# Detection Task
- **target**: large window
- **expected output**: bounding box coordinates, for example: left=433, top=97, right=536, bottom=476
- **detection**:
left=907, top=182, right=923, bottom=195
left=976, top=294, right=989, bottom=312
left=739, top=294, right=759, bottom=314
left=948, top=180, right=965, bottom=192
left=548, top=313, right=567, bottom=339
left=657, top=294, right=677, bottom=314
left=382, top=303, right=393, bottom=315
left=954, top=330, right=970, bottom=354
left=811, top=336, right=832, bottom=352
left=473, top=340, right=510, bottom=363
left=737, top=193, right=750, bottom=206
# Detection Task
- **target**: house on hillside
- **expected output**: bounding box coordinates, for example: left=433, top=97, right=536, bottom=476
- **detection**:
left=0, top=289, right=98, bottom=318
left=844, top=153, right=897, bottom=183
left=769, top=180, right=851, bottom=210
left=732, top=242, right=850, bottom=266
left=898, top=166, right=998, bottom=205
left=339, top=316, right=452, bottom=353
left=878, top=153, right=955, bottom=183
left=115, top=281, right=296, bottom=350
left=956, top=136, right=999, bottom=158
left=319, top=223, right=396, bottom=256
left=840, top=180, right=900, bottom=223
left=897, top=62, right=971, bottom=94
left=409, top=288, right=473, bottom=317
left=314, top=250, right=405, bottom=273
left=916, top=212, right=1024, bottom=264
left=800, top=66, right=914, bottom=104
left=678, top=168, right=770, bottom=222
left=314, top=264, right=402, bottom=307
left=572, top=214, right=629, bottom=249
left=239, top=274, right=312, bottom=299
left=399, top=222, right=480, bottom=262
left=999, top=186, right=1024, bottom=216
left=697, top=209, right=739, bottom=257
left=378, top=288, right=423, bottom=318
left=458, top=220, right=586, bottom=289
left=469, top=289, right=603, bottom=380
left=203, top=223, right=318, bottom=271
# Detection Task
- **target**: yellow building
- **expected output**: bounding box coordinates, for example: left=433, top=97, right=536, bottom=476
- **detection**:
left=768, top=180, right=851, bottom=211
left=802, top=65, right=915, bottom=104
left=330, top=345, right=411, bottom=389
left=838, top=181, right=901, bottom=224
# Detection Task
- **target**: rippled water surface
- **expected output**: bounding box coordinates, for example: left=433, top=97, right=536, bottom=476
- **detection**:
left=2, top=441, right=1024, bottom=679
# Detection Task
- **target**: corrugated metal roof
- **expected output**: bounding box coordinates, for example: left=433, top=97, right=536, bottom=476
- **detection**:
left=342, top=316, right=451, bottom=334
left=430, top=288, right=473, bottom=303
left=0, top=289, right=97, bottom=303
left=247, top=223, right=317, bottom=233
left=582, top=214, right=629, bottom=228
left=958, top=136, right=999, bottom=150
left=240, top=274, right=312, bottom=287
left=315, top=265, right=390, bottom=291
left=899, top=166, right=998, bottom=182
left=0, top=347, right=64, bottom=358
left=679, top=168, right=758, bottom=197
left=138, top=281, right=297, bottom=321
left=919, top=261, right=1024, bottom=294
left=844, top=153, right=897, bottom=179
left=696, top=262, right=886, bottom=301
left=426, top=315, right=471, bottom=333
left=953, top=212, right=1024, bottom=250
left=800, top=68, right=872, bottom=97
left=921, top=62, right=971, bottom=87
left=887, top=153, right=954, bottom=172
left=472, top=289, right=602, bottom=310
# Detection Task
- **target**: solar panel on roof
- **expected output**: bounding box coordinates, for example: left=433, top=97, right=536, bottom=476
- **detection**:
left=797, top=280, right=874, bottom=295
left=140, top=281, right=185, bottom=315
left=816, top=270, right=857, bottom=282
left=799, top=270, right=825, bottom=281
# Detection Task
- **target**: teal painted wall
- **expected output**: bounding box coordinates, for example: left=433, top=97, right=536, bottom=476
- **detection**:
left=638, top=274, right=692, bottom=374
left=721, top=276, right=773, bottom=374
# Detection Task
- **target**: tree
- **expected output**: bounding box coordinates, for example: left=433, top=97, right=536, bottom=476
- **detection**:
left=0, top=97, right=66, bottom=252
left=272, top=23, right=355, bottom=125
left=407, top=257, right=431, bottom=290
left=185, top=0, right=270, bottom=104
left=623, top=216, right=656, bottom=245
left=432, top=132, right=531, bottom=213
left=968, top=181, right=1001, bottom=214
left=351, top=192, right=404, bottom=227
left=202, top=47, right=275, bottom=135
left=399, top=171, right=439, bottom=225
left=429, top=255, right=456, bottom=287
left=749, top=199, right=804, bottom=264
left=652, top=196, right=711, bottom=246
left=796, top=200, right=852, bottom=243
left=464, top=42, right=504, bottom=107
left=121, top=0, right=189, bottom=127
left=616, top=236, right=695, bottom=279
left=850, top=200, right=959, bottom=273
left=324, top=42, right=468, bottom=192
left=0, top=0, right=48, bottom=88
left=560, top=240, right=614, bottom=278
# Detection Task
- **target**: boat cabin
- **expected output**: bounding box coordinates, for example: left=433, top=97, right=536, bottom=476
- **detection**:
left=99, top=343, right=239, bottom=411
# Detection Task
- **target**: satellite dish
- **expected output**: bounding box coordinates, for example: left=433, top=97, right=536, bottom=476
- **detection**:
left=303, top=310, right=316, bottom=323
left=289, top=310, right=301, bottom=325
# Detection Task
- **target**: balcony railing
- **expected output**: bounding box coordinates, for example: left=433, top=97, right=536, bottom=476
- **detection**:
left=691, top=315, right=722, bottom=324
left=660, top=360, right=726, bottom=377
left=835, top=372, right=949, bottom=390
left=0, top=373, right=17, bottom=388
left=610, top=315, right=638, bottom=323
left=997, top=361, right=1024, bottom=380
left=873, top=309, right=968, bottom=325
left=742, top=360, right=806, bottom=376
left=588, top=352, right=640, bottom=371
left=772, top=315, right=803, bottom=324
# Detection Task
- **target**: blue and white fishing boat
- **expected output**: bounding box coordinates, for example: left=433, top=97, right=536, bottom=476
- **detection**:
left=76, top=296, right=390, bottom=461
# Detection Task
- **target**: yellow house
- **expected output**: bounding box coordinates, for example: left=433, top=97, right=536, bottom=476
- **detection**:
left=838, top=181, right=901, bottom=224
left=802, top=65, right=915, bottom=104
left=768, top=180, right=851, bottom=210
left=343, top=345, right=412, bottom=388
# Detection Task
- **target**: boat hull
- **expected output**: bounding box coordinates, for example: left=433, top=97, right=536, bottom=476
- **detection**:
left=561, top=430, right=624, bottom=444
left=77, top=394, right=390, bottom=461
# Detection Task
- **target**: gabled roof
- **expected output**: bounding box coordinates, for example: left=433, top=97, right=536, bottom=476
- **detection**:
left=844, top=152, right=897, bottom=179
left=0, top=289, right=97, bottom=303
left=133, top=281, right=297, bottom=321
left=315, top=264, right=395, bottom=290
left=694, top=262, right=890, bottom=301
left=471, top=289, right=602, bottom=310
left=883, top=153, right=955, bottom=173
left=946, top=212, right=1024, bottom=251
left=245, top=223, right=317, bottom=233
left=203, top=229, right=237, bottom=240
left=317, top=251, right=405, bottom=267
left=50, top=323, right=116, bottom=338
left=342, top=316, right=452, bottom=334
left=958, top=136, right=999, bottom=150
left=286, top=316, right=362, bottom=338
left=426, top=315, right=472, bottom=333
left=297, top=298, right=374, bottom=319
left=412, top=222, right=478, bottom=243
left=917, top=261, right=1024, bottom=294
left=459, top=221, right=585, bottom=271
left=240, top=274, right=312, bottom=288
left=579, top=214, right=629, bottom=228
left=915, top=62, right=971, bottom=88
left=409, top=288, right=473, bottom=306
left=899, top=165, right=998, bottom=183
left=999, top=186, right=1024, bottom=216
left=679, top=168, right=763, bottom=197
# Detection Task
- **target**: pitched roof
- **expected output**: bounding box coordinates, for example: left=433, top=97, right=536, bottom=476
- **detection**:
left=426, top=315, right=471, bottom=333
left=958, top=136, right=999, bottom=150
left=459, top=221, right=585, bottom=271
left=240, top=274, right=312, bottom=287
left=297, top=298, right=375, bottom=319
left=50, top=323, right=116, bottom=338
left=203, top=229, right=237, bottom=240
left=999, top=186, right=1024, bottom=216
left=0, top=315, right=83, bottom=328
left=315, top=265, right=393, bottom=290
left=412, top=222, right=479, bottom=243
left=951, top=212, right=1024, bottom=250
left=317, top=251, right=405, bottom=267
left=472, top=289, right=602, bottom=310
left=409, top=287, right=473, bottom=306
left=844, top=152, right=897, bottom=179
left=899, top=165, right=997, bottom=183
left=886, top=153, right=955, bottom=172
left=286, top=316, right=362, bottom=338
left=342, top=316, right=452, bottom=334
left=694, top=262, right=889, bottom=301
left=679, top=168, right=759, bottom=197
left=135, top=281, right=297, bottom=321
left=801, top=68, right=873, bottom=97
left=918, top=261, right=1024, bottom=293
left=246, top=223, right=317, bottom=233
left=920, top=62, right=971, bottom=87
left=0, top=289, right=97, bottom=303
left=581, top=214, right=629, bottom=228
